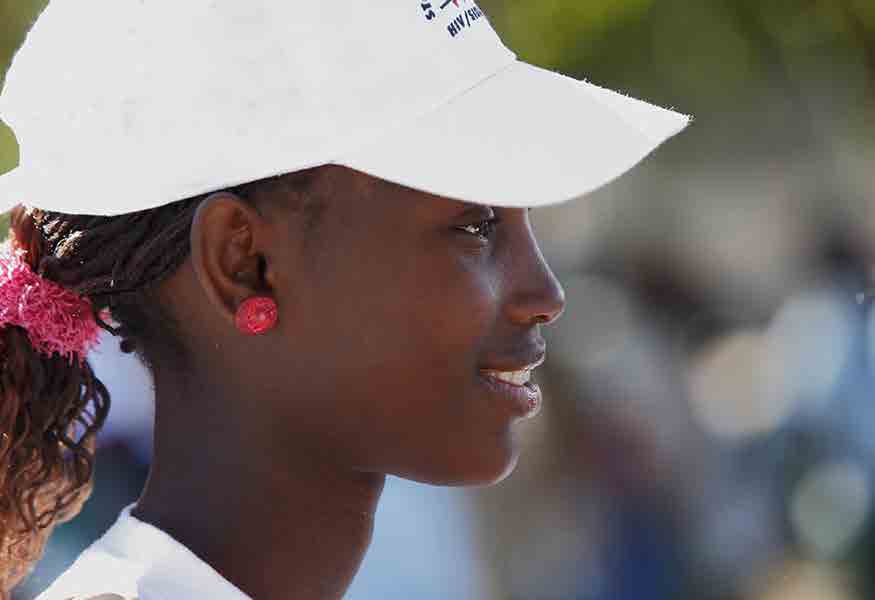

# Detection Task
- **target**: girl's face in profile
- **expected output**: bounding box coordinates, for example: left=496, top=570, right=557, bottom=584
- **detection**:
left=256, top=167, right=565, bottom=486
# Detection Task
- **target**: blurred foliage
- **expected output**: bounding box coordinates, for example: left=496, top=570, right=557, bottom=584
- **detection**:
left=0, top=0, right=47, bottom=90
left=480, top=0, right=874, bottom=154
left=0, top=0, right=46, bottom=177
left=480, top=0, right=874, bottom=94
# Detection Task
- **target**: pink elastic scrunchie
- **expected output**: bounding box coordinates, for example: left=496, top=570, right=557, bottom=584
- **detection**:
left=0, top=240, right=100, bottom=364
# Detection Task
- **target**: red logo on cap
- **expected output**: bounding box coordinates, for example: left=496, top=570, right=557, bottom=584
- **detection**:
left=420, top=1, right=467, bottom=20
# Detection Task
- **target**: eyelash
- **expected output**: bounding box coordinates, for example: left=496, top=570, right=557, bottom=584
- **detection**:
left=457, top=218, right=500, bottom=240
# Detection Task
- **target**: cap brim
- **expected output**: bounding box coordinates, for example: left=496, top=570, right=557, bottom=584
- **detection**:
left=335, top=60, right=690, bottom=208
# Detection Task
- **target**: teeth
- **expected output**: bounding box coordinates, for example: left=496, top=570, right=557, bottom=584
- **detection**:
left=487, top=370, right=531, bottom=387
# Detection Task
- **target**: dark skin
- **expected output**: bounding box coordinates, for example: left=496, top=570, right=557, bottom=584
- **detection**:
left=131, top=166, right=565, bottom=599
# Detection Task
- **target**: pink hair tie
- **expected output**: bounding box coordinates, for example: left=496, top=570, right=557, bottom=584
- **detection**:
left=0, top=241, right=100, bottom=364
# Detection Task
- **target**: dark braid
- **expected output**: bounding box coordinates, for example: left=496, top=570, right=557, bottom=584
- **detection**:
left=33, top=196, right=202, bottom=361
left=0, top=166, right=325, bottom=595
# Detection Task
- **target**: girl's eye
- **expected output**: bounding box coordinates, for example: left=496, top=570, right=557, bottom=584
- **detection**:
left=457, top=218, right=500, bottom=240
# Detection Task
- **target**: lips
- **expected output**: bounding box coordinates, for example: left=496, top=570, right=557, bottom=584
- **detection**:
left=478, top=351, right=546, bottom=418
left=479, top=353, right=545, bottom=387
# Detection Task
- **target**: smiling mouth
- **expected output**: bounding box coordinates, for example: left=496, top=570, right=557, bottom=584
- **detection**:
left=480, top=355, right=545, bottom=387
left=482, top=370, right=533, bottom=387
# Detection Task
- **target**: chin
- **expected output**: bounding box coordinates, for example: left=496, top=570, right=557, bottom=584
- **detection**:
left=474, top=444, right=522, bottom=486
left=397, top=430, right=523, bottom=487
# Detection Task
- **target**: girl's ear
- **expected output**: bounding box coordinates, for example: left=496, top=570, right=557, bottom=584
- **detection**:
left=189, top=192, right=273, bottom=330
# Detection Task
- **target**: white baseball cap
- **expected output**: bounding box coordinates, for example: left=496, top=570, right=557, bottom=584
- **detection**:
left=0, top=0, right=690, bottom=217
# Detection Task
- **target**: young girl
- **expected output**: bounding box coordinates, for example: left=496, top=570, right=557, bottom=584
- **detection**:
left=0, top=2, right=688, bottom=598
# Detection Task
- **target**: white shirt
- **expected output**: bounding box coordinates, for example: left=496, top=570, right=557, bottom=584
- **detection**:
left=36, top=504, right=251, bottom=600
left=36, top=481, right=496, bottom=600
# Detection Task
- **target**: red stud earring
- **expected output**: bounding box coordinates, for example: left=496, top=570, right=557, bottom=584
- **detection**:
left=235, top=296, right=278, bottom=335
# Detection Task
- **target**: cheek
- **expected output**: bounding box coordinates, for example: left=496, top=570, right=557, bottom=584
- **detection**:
left=320, top=251, right=501, bottom=371
left=348, top=260, right=511, bottom=474
left=389, top=253, right=500, bottom=378
left=285, top=248, right=514, bottom=482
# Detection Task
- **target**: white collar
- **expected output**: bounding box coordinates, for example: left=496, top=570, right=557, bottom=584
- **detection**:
left=39, top=503, right=252, bottom=600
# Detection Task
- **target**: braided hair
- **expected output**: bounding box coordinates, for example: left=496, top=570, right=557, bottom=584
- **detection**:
left=0, top=167, right=323, bottom=595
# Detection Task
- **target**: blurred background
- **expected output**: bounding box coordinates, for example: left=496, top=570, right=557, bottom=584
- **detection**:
left=2, top=0, right=875, bottom=598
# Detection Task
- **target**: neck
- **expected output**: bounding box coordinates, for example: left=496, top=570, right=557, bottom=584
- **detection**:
left=132, top=367, right=386, bottom=600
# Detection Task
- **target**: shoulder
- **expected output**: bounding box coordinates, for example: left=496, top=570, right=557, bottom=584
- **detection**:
left=35, top=546, right=143, bottom=600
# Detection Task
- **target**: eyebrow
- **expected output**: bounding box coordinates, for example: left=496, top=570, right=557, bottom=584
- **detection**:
left=453, top=203, right=495, bottom=219
left=449, top=204, right=533, bottom=219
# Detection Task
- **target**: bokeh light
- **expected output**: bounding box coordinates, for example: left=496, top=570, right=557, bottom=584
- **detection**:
left=748, top=561, right=856, bottom=600
left=688, top=331, right=792, bottom=439
left=790, top=461, right=871, bottom=560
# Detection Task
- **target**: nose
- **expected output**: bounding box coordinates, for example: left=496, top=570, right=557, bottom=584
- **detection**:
left=504, top=236, right=566, bottom=327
